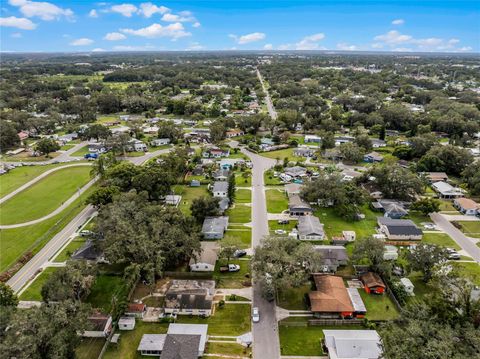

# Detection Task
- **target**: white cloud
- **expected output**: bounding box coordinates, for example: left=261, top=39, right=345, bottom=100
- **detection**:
left=263, top=43, right=273, bottom=50
left=8, top=0, right=73, bottom=21
left=70, top=37, right=94, bottom=46
left=139, top=2, right=169, bottom=17
left=161, top=12, right=195, bottom=23
left=371, top=43, right=384, bottom=49
left=91, top=48, right=106, bottom=52
left=112, top=44, right=155, bottom=51
left=392, top=19, right=404, bottom=25
left=11, top=32, right=22, bottom=38
left=192, top=21, right=201, bottom=28
left=0, top=16, right=36, bottom=29
left=104, top=32, right=126, bottom=41
left=88, top=9, right=98, bottom=18
left=230, top=32, right=266, bottom=44
left=458, top=46, right=473, bottom=52
left=110, top=3, right=137, bottom=17
left=121, top=22, right=190, bottom=39
left=185, top=42, right=204, bottom=50
left=374, top=30, right=412, bottom=45
left=374, top=30, right=470, bottom=52
left=295, top=33, right=326, bottom=50
left=336, top=42, right=357, bottom=51
left=277, top=44, right=291, bottom=50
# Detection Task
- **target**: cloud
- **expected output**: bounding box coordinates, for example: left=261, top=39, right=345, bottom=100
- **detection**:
left=185, top=42, right=204, bottom=50
left=161, top=12, right=195, bottom=23
left=374, top=30, right=412, bottom=44
left=110, top=3, right=137, bottom=17
left=192, top=21, right=201, bottom=28
left=230, top=32, right=266, bottom=44
left=70, top=37, right=94, bottom=46
left=263, top=43, right=273, bottom=50
left=112, top=44, right=155, bottom=51
left=104, top=32, right=126, bottom=41
left=88, top=9, right=98, bottom=18
left=392, top=19, right=404, bottom=25
left=8, top=0, right=73, bottom=21
left=121, top=22, right=190, bottom=39
left=0, top=16, right=36, bottom=29
left=139, top=2, right=169, bottom=17
left=295, top=33, right=326, bottom=50
left=11, top=32, right=22, bottom=38
left=91, top=48, right=106, bottom=52
left=336, top=42, right=357, bottom=51
left=374, top=30, right=470, bottom=52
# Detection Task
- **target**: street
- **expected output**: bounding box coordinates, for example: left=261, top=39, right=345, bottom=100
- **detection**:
left=257, top=68, right=277, bottom=120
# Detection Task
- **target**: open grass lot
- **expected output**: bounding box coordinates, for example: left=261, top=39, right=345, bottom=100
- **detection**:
left=422, top=233, right=460, bottom=250
left=235, top=189, right=251, bottom=203
left=53, top=237, right=86, bottom=262
left=86, top=274, right=128, bottom=313
left=260, top=148, right=305, bottom=162
left=103, top=321, right=169, bottom=359
left=358, top=289, right=399, bottom=320
left=226, top=204, right=251, bottom=223
left=76, top=338, right=106, bottom=359
left=71, top=145, right=90, bottom=157
left=269, top=219, right=297, bottom=232
left=172, top=185, right=208, bottom=215
left=278, top=284, right=311, bottom=310
left=223, top=229, right=251, bottom=248
left=206, top=342, right=251, bottom=356
left=439, top=200, right=458, bottom=212
left=266, top=188, right=288, bottom=213
left=235, top=172, right=252, bottom=186
left=176, top=303, right=251, bottom=336
left=314, top=205, right=378, bottom=239
left=264, top=170, right=284, bottom=185
left=19, top=267, right=58, bottom=301
left=0, top=185, right=96, bottom=272
left=0, top=166, right=91, bottom=225
left=214, top=259, right=251, bottom=288
left=279, top=317, right=362, bottom=356
left=405, top=211, right=431, bottom=226
left=2, top=151, right=60, bottom=162
left=451, top=262, right=480, bottom=285
left=456, top=221, right=480, bottom=238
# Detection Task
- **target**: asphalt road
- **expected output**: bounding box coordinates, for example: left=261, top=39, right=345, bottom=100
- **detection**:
left=242, top=148, right=280, bottom=359
left=257, top=68, right=277, bottom=120
left=430, top=212, right=480, bottom=263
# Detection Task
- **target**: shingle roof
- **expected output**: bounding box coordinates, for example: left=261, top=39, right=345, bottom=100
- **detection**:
left=213, top=181, right=229, bottom=193
left=201, top=216, right=228, bottom=235
left=310, top=275, right=354, bottom=313
left=298, top=215, right=324, bottom=236
left=313, top=246, right=348, bottom=262
left=361, top=272, right=385, bottom=289
left=288, top=195, right=312, bottom=211
left=377, top=217, right=422, bottom=236
left=138, top=334, right=167, bottom=352
left=455, top=197, right=479, bottom=210
left=160, top=334, right=200, bottom=359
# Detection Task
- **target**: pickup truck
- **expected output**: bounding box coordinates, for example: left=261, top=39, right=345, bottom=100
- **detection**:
left=219, top=264, right=240, bottom=273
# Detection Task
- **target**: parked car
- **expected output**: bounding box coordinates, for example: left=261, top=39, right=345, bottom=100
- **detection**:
left=84, top=153, right=98, bottom=160
left=220, top=264, right=240, bottom=273
left=423, top=223, right=436, bottom=230
left=448, top=252, right=461, bottom=260
left=277, top=219, right=290, bottom=225
left=274, top=229, right=287, bottom=235
left=79, top=230, right=93, bottom=237
left=252, top=307, right=260, bottom=323
left=233, top=249, right=247, bottom=258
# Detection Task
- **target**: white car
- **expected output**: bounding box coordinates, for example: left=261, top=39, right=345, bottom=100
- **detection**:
left=274, top=229, right=287, bottom=235
left=252, top=307, right=260, bottom=323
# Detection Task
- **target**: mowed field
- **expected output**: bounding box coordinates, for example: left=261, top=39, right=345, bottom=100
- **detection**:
left=0, top=166, right=91, bottom=225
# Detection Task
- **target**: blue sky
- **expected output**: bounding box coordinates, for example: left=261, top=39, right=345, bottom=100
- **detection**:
left=1, top=1, right=479, bottom=52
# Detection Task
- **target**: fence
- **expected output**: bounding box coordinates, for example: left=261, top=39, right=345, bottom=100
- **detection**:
left=308, top=319, right=364, bottom=326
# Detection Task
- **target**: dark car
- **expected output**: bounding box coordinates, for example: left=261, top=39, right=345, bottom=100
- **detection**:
left=233, top=249, right=247, bottom=258
left=277, top=219, right=289, bottom=225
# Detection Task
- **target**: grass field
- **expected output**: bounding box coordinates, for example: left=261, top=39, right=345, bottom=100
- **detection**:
left=277, top=284, right=311, bottom=310
left=0, top=185, right=96, bottom=272
left=86, top=274, right=129, bottom=313
left=235, top=189, right=251, bottom=203
left=226, top=203, right=251, bottom=223
left=19, top=267, right=58, bottom=301
left=266, top=188, right=288, bottom=213
left=176, top=303, right=251, bottom=336
left=264, top=170, right=284, bottom=185
left=456, top=221, right=480, bottom=238
left=76, top=338, right=105, bottom=359
left=451, top=262, right=480, bottom=285
left=214, top=259, right=251, bottom=288
left=206, top=342, right=251, bottom=356
left=172, top=185, right=209, bottom=215
left=269, top=219, right=297, bottom=234
left=235, top=172, right=252, bottom=186
left=422, top=233, right=460, bottom=250
left=0, top=166, right=91, bottom=225
left=358, top=289, right=399, bottom=320
left=223, top=229, right=251, bottom=248
left=71, top=145, right=90, bottom=157
left=53, top=237, right=86, bottom=262
left=260, top=148, right=305, bottom=162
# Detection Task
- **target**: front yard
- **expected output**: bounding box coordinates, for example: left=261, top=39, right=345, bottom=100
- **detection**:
left=53, top=237, right=86, bottom=262
left=277, top=284, right=311, bottom=310
left=223, top=228, right=251, bottom=248
left=19, top=267, right=58, bottom=301
left=214, top=259, right=251, bottom=288
left=266, top=188, right=289, bottom=213
left=235, top=188, right=251, bottom=203
left=226, top=203, right=251, bottom=223
left=455, top=221, right=480, bottom=238
left=422, top=233, right=460, bottom=250
left=451, top=262, right=480, bottom=285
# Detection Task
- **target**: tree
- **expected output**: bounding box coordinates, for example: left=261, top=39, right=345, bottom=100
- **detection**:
left=411, top=197, right=440, bottom=215
left=91, top=152, right=118, bottom=179
left=352, top=237, right=389, bottom=275
left=157, top=121, right=183, bottom=143
left=407, top=243, right=448, bottom=282
left=354, top=134, right=373, bottom=151
left=0, top=121, right=20, bottom=152
left=132, top=165, right=175, bottom=201
left=35, top=138, right=59, bottom=157
left=339, top=142, right=365, bottom=163
left=87, top=185, right=120, bottom=207
left=190, top=196, right=220, bottom=224
left=0, top=283, right=18, bottom=307
left=228, top=172, right=236, bottom=203
left=41, top=262, right=96, bottom=302
left=219, top=237, right=238, bottom=265
left=320, top=131, right=335, bottom=150
left=462, top=162, right=480, bottom=195
left=209, top=120, right=227, bottom=143
left=81, top=124, right=111, bottom=141
left=104, top=161, right=140, bottom=190
left=418, top=145, right=473, bottom=176
left=368, top=164, right=423, bottom=201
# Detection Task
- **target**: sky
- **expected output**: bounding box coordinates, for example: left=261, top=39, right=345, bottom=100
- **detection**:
left=0, top=0, right=479, bottom=53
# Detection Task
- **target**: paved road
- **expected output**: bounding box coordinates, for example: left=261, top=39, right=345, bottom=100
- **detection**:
left=257, top=68, right=277, bottom=120
left=7, top=205, right=96, bottom=293
left=242, top=148, right=280, bottom=359
left=430, top=212, right=480, bottom=263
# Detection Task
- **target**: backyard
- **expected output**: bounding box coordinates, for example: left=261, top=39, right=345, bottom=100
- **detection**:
left=358, top=290, right=399, bottom=320
left=214, top=259, right=251, bottom=288
left=86, top=274, right=129, bottom=313
left=76, top=338, right=105, bottom=359
left=266, top=188, right=289, bottom=213
left=172, top=185, right=209, bottom=215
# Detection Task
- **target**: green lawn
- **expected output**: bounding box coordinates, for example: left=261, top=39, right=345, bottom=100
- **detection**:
left=260, top=148, right=305, bottom=162
left=53, top=238, right=86, bottom=262
left=223, top=229, right=251, bottom=248
left=226, top=204, right=251, bottom=223
left=451, top=262, right=480, bottom=285
left=103, top=321, right=169, bottom=359
left=456, top=221, right=480, bottom=238
left=71, top=145, right=90, bottom=157
left=206, top=342, right=251, bottom=356
left=266, top=188, right=289, bottom=213
left=176, top=303, right=251, bottom=336
left=235, top=189, right=251, bottom=203
left=422, top=233, right=460, bottom=250
left=86, top=275, right=128, bottom=313
left=269, top=219, right=297, bottom=233
left=19, top=267, right=58, bottom=301
left=214, top=259, right=251, bottom=288
left=407, top=272, right=432, bottom=302
left=172, top=185, right=208, bottom=215
left=0, top=185, right=96, bottom=272
left=0, top=166, right=91, bottom=225
left=405, top=211, right=431, bottom=227
left=358, top=289, right=399, bottom=320
left=76, top=338, right=105, bottom=359
left=438, top=200, right=457, bottom=212
left=264, top=170, right=284, bottom=185
left=235, top=172, right=252, bottom=186
left=277, top=284, right=311, bottom=310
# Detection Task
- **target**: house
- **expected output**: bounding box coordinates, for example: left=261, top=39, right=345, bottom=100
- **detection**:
left=297, top=215, right=325, bottom=240
left=17, top=131, right=29, bottom=141
left=220, top=158, right=244, bottom=169
left=309, top=275, right=355, bottom=318
left=138, top=334, right=167, bottom=356
left=383, top=245, right=399, bottom=260
left=58, top=132, right=78, bottom=143
left=431, top=181, right=465, bottom=199
left=284, top=166, right=307, bottom=178
left=192, top=165, right=204, bottom=176
left=288, top=195, right=313, bottom=216
left=164, top=280, right=215, bottom=316
left=202, top=146, right=229, bottom=158
left=343, top=231, right=356, bottom=242
left=151, top=138, right=171, bottom=146
left=118, top=316, right=136, bottom=330
left=364, top=152, right=384, bottom=163
left=424, top=172, right=449, bottom=183
left=313, top=246, right=349, bottom=272
left=189, top=242, right=218, bottom=272
left=218, top=197, right=230, bottom=214
left=361, top=272, right=386, bottom=294
left=341, top=169, right=362, bottom=182
left=83, top=313, right=112, bottom=338
left=293, top=147, right=315, bottom=157
left=130, top=139, right=148, bottom=152
left=400, top=277, right=415, bottom=296
left=226, top=129, right=244, bottom=138
left=335, top=136, right=355, bottom=146
left=213, top=169, right=230, bottom=181
left=212, top=181, right=229, bottom=198
left=304, top=134, right=322, bottom=143
left=285, top=183, right=303, bottom=197
left=323, top=330, right=382, bottom=359
left=165, top=195, right=182, bottom=207
left=201, top=216, right=229, bottom=239
left=71, top=240, right=104, bottom=262
left=371, top=139, right=387, bottom=148
left=377, top=217, right=423, bottom=240
left=88, top=143, right=107, bottom=154
left=143, top=126, right=159, bottom=134
left=164, top=324, right=208, bottom=358
left=126, top=303, right=146, bottom=318
left=372, top=199, right=408, bottom=219
left=453, top=198, right=479, bottom=216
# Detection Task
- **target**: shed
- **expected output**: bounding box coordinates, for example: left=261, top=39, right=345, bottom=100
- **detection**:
left=361, top=272, right=386, bottom=294
left=400, top=277, right=415, bottom=296
left=118, top=317, right=136, bottom=331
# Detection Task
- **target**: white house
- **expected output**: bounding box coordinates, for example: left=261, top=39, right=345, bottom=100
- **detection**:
left=297, top=215, right=325, bottom=240
left=383, top=245, right=399, bottom=260
left=453, top=198, right=479, bottom=216
left=304, top=134, right=322, bottom=143
left=432, top=181, right=465, bottom=199
left=189, top=242, right=218, bottom=272
left=212, top=181, right=229, bottom=198
left=151, top=138, right=171, bottom=146
left=323, top=329, right=382, bottom=359
left=129, top=139, right=147, bottom=152
left=118, top=316, right=136, bottom=331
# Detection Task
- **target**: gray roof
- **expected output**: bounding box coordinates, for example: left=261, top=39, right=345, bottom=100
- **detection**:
left=432, top=181, right=464, bottom=195
left=138, top=334, right=167, bottom=352
left=313, top=245, right=348, bottom=262
left=71, top=240, right=103, bottom=261
left=167, top=324, right=208, bottom=355
left=347, top=288, right=367, bottom=313
left=298, top=216, right=324, bottom=236
left=213, top=169, right=230, bottom=178
left=189, top=242, right=218, bottom=266
left=284, top=166, right=307, bottom=177
left=365, top=151, right=384, bottom=161
left=213, top=181, right=229, bottom=193
left=377, top=217, right=422, bottom=236
left=160, top=334, right=200, bottom=359
left=164, top=293, right=212, bottom=311
left=219, top=197, right=230, bottom=211
left=202, top=216, right=229, bottom=235
left=323, top=330, right=381, bottom=359
left=285, top=183, right=303, bottom=197
left=288, top=195, right=312, bottom=212
left=378, top=200, right=408, bottom=215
